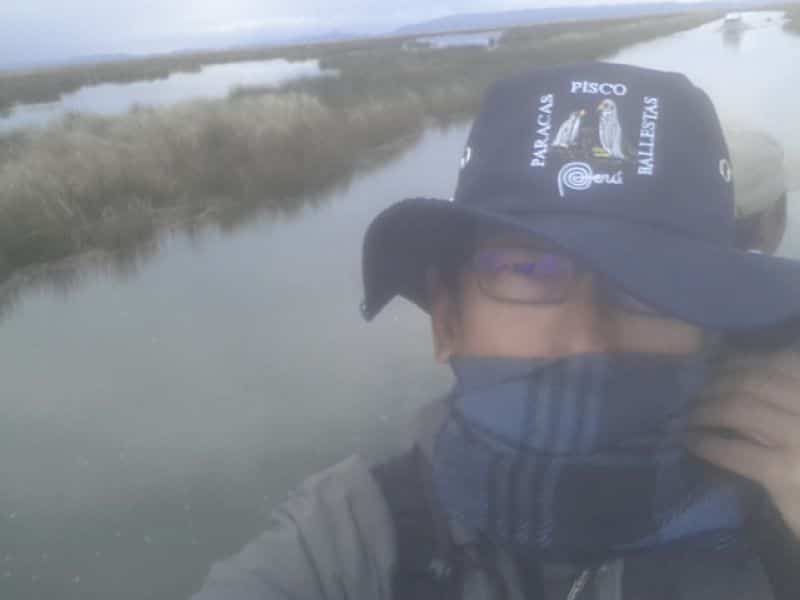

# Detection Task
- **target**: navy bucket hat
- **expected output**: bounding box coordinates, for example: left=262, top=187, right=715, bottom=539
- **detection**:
left=360, top=62, right=800, bottom=330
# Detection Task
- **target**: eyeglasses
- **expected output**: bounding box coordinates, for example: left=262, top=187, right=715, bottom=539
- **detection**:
left=469, top=246, right=663, bottom=317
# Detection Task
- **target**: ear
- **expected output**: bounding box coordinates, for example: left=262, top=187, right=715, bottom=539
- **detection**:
left=426, top=267, right=460, bottom=364
left=736, top=194, right=787, bottom=255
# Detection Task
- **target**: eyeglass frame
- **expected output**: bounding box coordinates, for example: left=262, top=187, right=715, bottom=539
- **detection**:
left=453, top=242, right=665, bottom=318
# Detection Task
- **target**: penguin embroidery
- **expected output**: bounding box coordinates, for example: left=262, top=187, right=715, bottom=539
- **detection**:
left=552, top=109, right=586, bottom=150
left=595, top=99, right=627, bottom=160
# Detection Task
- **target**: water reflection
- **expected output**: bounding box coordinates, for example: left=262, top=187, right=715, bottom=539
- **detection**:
left=0, top=127, right=422, bottom=325
left=0, top=59, right=335, bottom=132
left=0, top=120, right=462, bottom=600
left=722, top=26, right=745, bottom=49
left=0, top=237, right=161, bottom=322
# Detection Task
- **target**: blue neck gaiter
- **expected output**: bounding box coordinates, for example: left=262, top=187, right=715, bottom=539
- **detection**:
left=432, top=353, right=759, bottom=562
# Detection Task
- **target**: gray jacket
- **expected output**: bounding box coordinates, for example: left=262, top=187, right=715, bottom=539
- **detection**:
left=192, top=398, right=778, bottom=600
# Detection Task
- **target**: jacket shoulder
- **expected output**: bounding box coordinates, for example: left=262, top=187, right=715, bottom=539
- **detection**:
left=192, top=454, right=396, bottom=600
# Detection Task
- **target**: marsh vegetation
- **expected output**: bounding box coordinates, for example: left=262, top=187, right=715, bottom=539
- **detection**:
left=0, top=12, right=719, bottom=282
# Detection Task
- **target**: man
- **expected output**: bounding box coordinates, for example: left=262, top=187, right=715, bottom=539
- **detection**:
left=193, top=63, right=799, bottom=599
left=727, top=129, right=788, bottom=255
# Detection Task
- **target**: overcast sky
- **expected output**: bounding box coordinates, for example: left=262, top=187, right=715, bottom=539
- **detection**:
left=2, top=0, right=706, bottom=66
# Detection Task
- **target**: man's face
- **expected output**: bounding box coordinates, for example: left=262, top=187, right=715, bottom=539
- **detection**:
left=428, top=231, right=704, bottom=362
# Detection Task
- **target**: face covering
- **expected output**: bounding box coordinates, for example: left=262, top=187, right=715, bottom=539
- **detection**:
left=431, top=353, right=760, bottom=562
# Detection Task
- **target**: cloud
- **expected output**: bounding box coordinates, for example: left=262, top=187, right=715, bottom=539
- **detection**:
left=199, top=17, right=320, bottom=35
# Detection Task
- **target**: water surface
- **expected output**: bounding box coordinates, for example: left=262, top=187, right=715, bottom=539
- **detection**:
left=0, top=59, right=333, bottom=132
left=608, top=9, right=800, bottom=255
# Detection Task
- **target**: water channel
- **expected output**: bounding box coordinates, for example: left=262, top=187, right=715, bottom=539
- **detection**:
left=0, top=59, right=333, bottom=132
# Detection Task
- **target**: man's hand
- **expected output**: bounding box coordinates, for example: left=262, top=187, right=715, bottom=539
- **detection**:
left=688, top=349, right=800, bottom=539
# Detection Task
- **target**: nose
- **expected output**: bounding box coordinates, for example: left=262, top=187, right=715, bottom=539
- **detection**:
left=552, top=275, right=617, bottom=355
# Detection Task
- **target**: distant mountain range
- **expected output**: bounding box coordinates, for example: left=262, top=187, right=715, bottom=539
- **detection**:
left=392, top=0, right=790, bottom=36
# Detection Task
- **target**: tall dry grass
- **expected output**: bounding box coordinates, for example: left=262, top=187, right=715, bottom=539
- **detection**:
left=0, top=94, right=424, bottom=277
left=0, top=11, right=720, bottom=280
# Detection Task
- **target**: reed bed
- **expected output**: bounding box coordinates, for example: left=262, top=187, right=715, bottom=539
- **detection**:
left=0, top=11, right=719, bottom=280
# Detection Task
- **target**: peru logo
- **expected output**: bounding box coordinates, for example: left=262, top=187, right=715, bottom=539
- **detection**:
left=558, top=162, right=624, bottom=197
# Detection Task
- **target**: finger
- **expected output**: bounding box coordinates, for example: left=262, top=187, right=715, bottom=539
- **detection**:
left=719, top=351, right=800, bottom=385
left=690, top=394, right=799, bottom=449
left=702, top=375, right=800, bottom=417
left=686, top=432, right=786, bottom=490
left=723, top=346, right=799, bottom=365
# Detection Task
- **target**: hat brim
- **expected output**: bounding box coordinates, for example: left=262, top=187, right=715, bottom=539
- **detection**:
left=361, top=197, right=800, bottom=331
